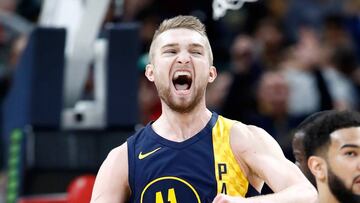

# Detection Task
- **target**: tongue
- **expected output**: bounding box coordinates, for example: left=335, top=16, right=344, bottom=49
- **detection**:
left=175, top=83, right=189, bottom=91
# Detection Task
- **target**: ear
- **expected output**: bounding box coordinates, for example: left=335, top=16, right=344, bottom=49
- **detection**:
left=208, top=66, right=217, bottom=83
left=145, top=64, right=155, bottom=82
left=308, top=156, right=327, bottom=181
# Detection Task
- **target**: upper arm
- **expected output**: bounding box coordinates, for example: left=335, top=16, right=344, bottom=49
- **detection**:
left=230, top=123, right=310, bottom=192
left=91, top=142, right=130, bottom=203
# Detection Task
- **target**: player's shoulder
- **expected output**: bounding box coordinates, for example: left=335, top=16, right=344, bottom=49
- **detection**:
left=107, top=142, right=128, bottom=163
left=230, top=119, right=283, bottom=156
left=92, top=142, right=130, bottom=202
left=226, top=118, right=269, bottom=142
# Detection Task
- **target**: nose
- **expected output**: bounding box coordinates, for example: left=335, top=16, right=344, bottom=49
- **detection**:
left=176, top=51, right=190, bottom=64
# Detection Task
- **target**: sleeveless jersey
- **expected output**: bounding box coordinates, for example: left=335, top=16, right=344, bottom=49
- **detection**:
left=127, top=112, right=249, bottom=203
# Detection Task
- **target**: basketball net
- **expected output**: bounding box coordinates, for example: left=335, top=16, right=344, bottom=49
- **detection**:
left=212, top=0, right=258, bottom=20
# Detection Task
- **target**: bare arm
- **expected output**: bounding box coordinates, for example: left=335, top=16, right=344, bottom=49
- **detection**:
left=214, top=123, right=317, bottom=203
left=91, top=142, right=131, bottom=203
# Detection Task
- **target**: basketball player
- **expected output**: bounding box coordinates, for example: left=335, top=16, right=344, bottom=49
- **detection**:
left=90, top=15, right=317, bottom=203
left=299, top=110, right=360, bottom=203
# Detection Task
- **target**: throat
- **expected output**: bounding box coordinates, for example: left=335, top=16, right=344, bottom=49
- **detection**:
left=152, top=109, right=212, bottom=142
left=169, top=132, right=194, bottom=142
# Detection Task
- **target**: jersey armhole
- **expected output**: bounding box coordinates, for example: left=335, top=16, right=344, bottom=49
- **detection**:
left=127, top=137, right=136, bottom=200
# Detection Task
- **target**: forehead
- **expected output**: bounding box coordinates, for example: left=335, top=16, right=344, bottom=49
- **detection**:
left=155, top=28, right=207, bottom=48
left=329, top=127, right=360, bottom=148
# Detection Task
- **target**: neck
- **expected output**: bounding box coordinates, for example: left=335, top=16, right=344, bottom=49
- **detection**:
left=152, top=100, right=212, bottom=142
left=318, top=183, right=340, bottom=203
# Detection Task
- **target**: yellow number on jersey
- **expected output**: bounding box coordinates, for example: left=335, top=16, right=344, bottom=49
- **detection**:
left=156, top=188, right=177, bottom=203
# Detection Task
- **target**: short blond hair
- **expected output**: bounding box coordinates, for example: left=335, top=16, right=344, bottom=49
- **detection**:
left=149, top=15, right=213, bottom=65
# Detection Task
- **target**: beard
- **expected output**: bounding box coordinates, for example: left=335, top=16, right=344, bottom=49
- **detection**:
left=328, top=168, right=360, bottom=203
left=156, top=82, right=206, bottom=113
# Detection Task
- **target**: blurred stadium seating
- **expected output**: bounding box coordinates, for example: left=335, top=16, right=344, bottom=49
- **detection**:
left=2, top=22, right=140, bottom=202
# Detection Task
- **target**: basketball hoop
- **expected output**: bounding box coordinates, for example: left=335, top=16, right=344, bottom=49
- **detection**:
left=212, top=0, right=258, bottom=20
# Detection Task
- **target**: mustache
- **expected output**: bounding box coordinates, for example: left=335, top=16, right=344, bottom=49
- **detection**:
left=173, top=64, right=192, bottom=69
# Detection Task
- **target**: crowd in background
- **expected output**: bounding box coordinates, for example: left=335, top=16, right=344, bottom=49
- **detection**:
left=0, top=0, right=360, bottom=200
left=130, top=0, right=360, bottom=162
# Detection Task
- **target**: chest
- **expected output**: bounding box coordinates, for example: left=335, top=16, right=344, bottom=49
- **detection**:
left=131, top=136, right=216, bottom=203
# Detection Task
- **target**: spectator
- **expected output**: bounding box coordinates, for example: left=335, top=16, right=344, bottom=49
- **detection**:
left=283, top=27, right=333, bottom=117
left=220, top=34, right=261, bottom=123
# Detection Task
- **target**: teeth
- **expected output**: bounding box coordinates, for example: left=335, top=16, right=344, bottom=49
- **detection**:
left=174, top=71, right=191, bottom=79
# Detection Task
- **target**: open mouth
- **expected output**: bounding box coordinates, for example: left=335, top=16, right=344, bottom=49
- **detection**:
left=172, top=71, right=192, bottom=91
left=354, top=176, right=360, bottom=184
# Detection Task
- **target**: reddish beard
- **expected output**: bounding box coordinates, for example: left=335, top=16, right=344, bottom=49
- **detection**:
left=156, top=81, right=206, bottom=113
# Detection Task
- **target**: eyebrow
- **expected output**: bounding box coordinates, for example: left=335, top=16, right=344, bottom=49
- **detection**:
left=161, top=43, right=178, bottom=50
left=161, top=43, right=204, bottom=50
left=189, top=43, right=205, bottom=48
left=340, top=144, right=360, bottom=149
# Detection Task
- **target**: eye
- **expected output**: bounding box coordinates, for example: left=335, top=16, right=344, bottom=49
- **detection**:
left=191, top=50, right=203, bottom=56
left=344, top=151, right=357, bottom=157
left=163, top=49, right=177, bottom=54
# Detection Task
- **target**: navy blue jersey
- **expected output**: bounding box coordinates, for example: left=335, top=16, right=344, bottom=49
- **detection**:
left=127, top=112, right=248, bottom=203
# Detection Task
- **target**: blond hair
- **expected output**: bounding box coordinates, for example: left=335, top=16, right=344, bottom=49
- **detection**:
left=149, top=15, right=213, bottom=65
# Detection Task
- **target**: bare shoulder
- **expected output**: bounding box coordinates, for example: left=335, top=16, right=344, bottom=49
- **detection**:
left=230, top=123, right=283, bottom=157
left=230, top=123, right=284, bottom=177
left=106, top=142, right=129, bottom=164
left=91, top=142, right=130, bottom=203
left=97, top=143, right=129, bottom=176
left=229, top=123, right=312, bottom=193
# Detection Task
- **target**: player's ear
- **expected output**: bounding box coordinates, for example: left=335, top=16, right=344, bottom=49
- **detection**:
left=145, top=64, right=155, bottom=82
left=308, top=156, right=326, bottom=181
left=208, top=66, right=217, bottom=83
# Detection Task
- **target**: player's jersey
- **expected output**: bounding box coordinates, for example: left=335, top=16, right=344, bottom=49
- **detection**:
left=127, top=112, right=248, bottom=203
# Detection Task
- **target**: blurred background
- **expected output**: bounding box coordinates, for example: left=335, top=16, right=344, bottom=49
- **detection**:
left=0, top=0, right=359, bottom=202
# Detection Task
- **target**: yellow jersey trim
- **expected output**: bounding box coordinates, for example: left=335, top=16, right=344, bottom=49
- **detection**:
left=212, top=115, right=248, bottom=196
